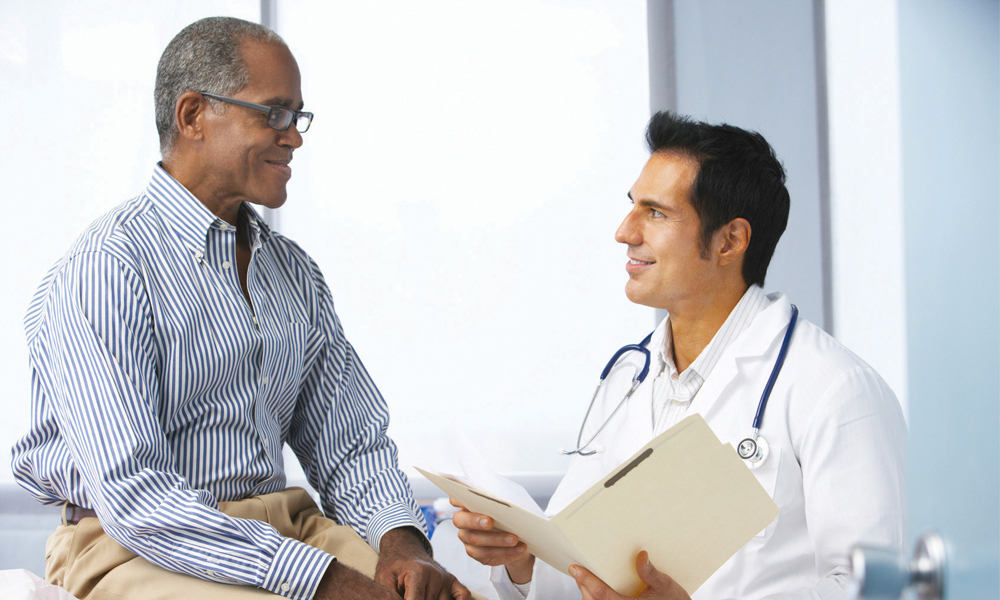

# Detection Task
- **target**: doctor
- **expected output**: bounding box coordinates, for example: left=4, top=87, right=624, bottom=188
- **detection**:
left=452, top=112, right=906, bottom=600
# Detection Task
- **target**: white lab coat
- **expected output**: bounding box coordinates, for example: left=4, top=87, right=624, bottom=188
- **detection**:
left=491, top=293, right=907, bottom=600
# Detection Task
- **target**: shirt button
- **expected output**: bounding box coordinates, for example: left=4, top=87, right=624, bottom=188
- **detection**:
left=194, top=251, right=203, bottom=260
left=262, top=376, right=269, bottom=385
left=219, top=223, right=230, bottom=231
left=280, top=582, right=290, bottom=592
left=222, top=260, right=231, bottom=269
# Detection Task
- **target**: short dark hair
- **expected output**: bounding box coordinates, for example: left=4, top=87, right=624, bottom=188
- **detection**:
left=645, top=111, right=789, bottom=288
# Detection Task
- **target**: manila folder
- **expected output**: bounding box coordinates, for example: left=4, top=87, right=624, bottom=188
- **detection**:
left=418, top=414, right=778, bottom=596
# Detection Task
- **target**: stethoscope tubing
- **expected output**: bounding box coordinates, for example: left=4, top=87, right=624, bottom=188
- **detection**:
left=564, top=304, right=799, bottom=465
left=751, top=304, right=799, bottom=432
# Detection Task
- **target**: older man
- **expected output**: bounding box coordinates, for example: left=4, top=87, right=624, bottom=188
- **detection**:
left=12, top=17, right=468, bottom=600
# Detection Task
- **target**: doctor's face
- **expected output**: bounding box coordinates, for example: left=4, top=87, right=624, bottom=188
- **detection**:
left=615, top=152, right=715, bottom=311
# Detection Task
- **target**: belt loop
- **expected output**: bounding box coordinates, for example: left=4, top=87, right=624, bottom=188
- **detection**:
left=61, top=501, right=70, bottom=526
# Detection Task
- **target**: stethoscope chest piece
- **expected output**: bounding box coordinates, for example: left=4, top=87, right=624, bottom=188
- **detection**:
left=738, top=435, right=769, bottom=469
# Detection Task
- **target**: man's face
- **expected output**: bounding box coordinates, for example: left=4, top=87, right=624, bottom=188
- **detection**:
left=201, top=40, right=304, bottom=209
left=615, top=152, right=716, bottom=311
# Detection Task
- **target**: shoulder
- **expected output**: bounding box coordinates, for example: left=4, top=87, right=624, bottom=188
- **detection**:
left=775, top=310, right=904, bottom=443
left=63, top=194, right=153, bottom=267
left=25, top=196, right=154, bottom=342
left=785, top=317, right=892, bottom=397
left=757, top=294, right=891, bottom=393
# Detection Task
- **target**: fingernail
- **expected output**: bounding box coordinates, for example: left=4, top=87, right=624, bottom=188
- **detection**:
left=506, top=535, right=516, bottom=545
left=478, top=517, right=489, bottom=527
left=569, top=566, right=579, bottom=578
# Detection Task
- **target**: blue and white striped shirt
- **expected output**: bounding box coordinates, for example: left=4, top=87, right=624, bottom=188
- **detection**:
left=11, top=165, right=426, bottom=600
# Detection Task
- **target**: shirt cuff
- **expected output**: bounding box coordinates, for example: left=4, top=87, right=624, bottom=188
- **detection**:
left=490, top=564, right=530, bottom=600
left=261, top=537, right=335, bottom=600
left=365, top=501, right=428, bottom=553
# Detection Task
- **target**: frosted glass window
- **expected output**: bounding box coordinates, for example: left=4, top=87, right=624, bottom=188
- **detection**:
left=276, top=0, right=653, bottom=478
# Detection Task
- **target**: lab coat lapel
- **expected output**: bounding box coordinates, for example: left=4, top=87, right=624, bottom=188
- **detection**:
left=687, top=294, right=793, bottom=421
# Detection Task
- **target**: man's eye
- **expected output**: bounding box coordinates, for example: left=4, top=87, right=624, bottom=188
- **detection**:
left=651, top=209, right=665, bottom=218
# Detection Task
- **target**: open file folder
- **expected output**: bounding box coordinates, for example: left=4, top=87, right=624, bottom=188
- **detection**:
left=417, top=414, right=779, bottom=596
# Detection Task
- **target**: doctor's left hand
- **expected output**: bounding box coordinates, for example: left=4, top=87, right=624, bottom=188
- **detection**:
left=569, top=551, right=691, bottom=600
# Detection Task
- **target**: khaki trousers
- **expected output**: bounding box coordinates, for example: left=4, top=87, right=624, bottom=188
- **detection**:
left=45, top=487, right=380, bottom=600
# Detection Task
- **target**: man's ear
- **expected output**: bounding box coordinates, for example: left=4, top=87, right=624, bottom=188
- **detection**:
left=716, top=217, right=751, bottom=267
left=174, top=91, right=210, bottom=144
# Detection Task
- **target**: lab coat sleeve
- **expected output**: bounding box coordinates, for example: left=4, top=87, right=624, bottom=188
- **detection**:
left=780, top=365, right=907, bottom=600
left=490, top=561, right=582, bottom=600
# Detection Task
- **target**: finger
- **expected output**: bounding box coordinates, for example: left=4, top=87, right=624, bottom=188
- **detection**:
left=448, top=576, right=471, bottom=600
left=635, top=551, right=685, bottom=596
left=455, top=527, right=519, bottom=548
left=399, top=567, right=428, bottom=600
left=448, top=497, right=468, bottom=510
left=374, top=563, right=397, bottom=590
left=451, top=510, right=493, bottom=531
left=569, top=564, right=621, bottom=600
left=461, top=540, right=529, bottom=567
left=636, top=551, right=658, bottom=584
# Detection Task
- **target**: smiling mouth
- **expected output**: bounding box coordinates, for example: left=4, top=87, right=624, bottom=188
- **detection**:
left=629, top=258, right=654, bottom=265
left=266, top=160, right=292, bottom=176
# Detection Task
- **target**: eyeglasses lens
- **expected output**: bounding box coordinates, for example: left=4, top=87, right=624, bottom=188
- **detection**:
left=267, top=108, right=312, bottom=133
left=268, top=109, right=294, bottom=131
left=294, top=113, right=312, bottom=133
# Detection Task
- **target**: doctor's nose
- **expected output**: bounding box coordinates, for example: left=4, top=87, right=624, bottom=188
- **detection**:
left=615, top=211, right=642, bottom=246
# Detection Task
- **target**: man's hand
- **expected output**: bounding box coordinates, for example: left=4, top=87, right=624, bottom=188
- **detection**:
left=450, top=498, right=535, bottom=584
left=569, top=551, right=691, bottom=600
left=314, top=560, right=403, bottom=600
left=375, top=526, right=471, bottom=600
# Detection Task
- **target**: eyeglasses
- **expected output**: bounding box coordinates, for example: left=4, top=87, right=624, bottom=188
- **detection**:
left=198, top=91, right=313, bottom=133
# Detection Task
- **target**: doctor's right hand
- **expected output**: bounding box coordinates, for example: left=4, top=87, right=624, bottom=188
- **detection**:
left=449, top=498, right=536, bottom=584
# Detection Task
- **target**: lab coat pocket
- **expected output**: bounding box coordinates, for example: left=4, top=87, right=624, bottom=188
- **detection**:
left=751, top=444, right=781, bottom=537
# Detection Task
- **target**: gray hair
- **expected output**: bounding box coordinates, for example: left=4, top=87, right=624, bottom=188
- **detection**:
left=155, top=16, right=285, bottom=157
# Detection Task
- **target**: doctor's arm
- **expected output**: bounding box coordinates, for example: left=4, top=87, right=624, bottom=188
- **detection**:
left=792, top=366, right=907, bottom=599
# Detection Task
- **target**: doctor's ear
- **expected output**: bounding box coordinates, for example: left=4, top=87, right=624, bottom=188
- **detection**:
left=715, top=218, right=751, bottom=267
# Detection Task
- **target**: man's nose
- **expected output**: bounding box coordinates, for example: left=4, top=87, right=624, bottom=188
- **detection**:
left=279, top=125, right=303, bottom=149
left=615, top=210, right=640, bottom=245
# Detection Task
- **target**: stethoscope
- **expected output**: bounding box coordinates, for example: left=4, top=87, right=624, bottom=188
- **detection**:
left=561, top=305, right=799, bottom=470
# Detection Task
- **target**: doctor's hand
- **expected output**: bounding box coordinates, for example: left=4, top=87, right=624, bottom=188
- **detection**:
left=570, top=551, right=691, bottom=600
left=449, top=498, right=536, bottom=584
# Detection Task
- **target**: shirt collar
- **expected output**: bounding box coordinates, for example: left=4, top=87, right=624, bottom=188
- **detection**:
left=656, top=285, right=770, bottom=382
left=145, top=165, right=273, bottom=256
